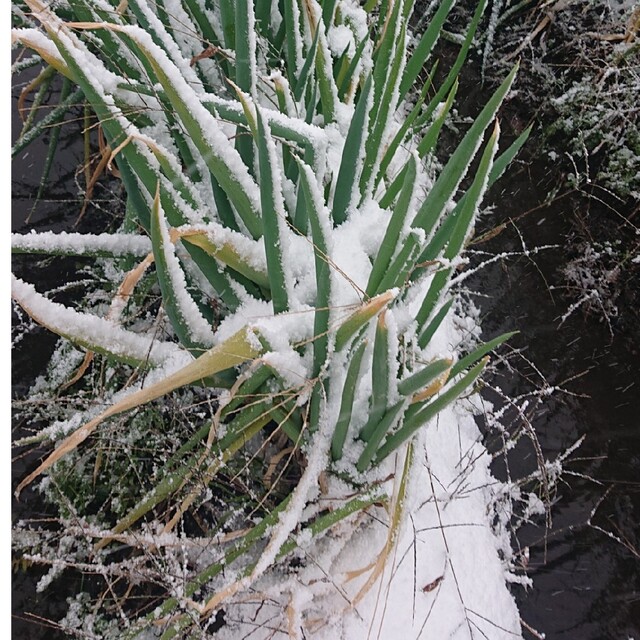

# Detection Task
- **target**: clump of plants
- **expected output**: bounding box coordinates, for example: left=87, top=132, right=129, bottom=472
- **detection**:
left=12, top=0, right=527, bottom=636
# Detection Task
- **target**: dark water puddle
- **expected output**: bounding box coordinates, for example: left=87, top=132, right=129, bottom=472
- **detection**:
left=473, top=152, right=640, bottom=638
left=434, top=30, right=640, bottom=634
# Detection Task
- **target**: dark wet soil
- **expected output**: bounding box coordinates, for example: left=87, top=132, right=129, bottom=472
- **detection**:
left=11, top=67, right=124, bottom=640
left=476, top=160, right=640, bottom=639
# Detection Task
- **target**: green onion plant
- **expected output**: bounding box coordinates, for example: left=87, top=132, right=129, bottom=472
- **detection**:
left=11, top=0, right=528, bottom=635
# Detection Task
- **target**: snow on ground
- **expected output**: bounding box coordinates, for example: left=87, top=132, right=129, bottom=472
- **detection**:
left=207, top=303, right=523, bottom=640
left=209, top=408, right=522, bottom=640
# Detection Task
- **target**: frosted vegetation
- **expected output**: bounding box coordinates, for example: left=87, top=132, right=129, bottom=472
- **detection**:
left=12, top=0, right=534, bottom=637
left=479, top=0, right=639, bottom=201
left=546, top=1, right=639, bottom=200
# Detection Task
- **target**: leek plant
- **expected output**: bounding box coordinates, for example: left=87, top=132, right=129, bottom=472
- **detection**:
left=11, top=0, right=528, bottom=635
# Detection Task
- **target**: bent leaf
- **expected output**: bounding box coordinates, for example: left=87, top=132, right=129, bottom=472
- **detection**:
left=150, top=187, right=216, bottom=351
left=178, top=228, right=270, bottom=290
left=334, top=290, right=396, bottom=352
left=397, top=357, right=453, bottom=397
left=11, top=274, right=181, bottom=368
